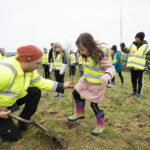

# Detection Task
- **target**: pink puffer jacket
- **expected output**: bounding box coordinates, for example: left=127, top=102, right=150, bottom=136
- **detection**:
left=75, top=56, right=116, bottom=103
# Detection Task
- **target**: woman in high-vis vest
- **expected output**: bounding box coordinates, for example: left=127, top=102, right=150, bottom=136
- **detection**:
left=67, top=33, right=115, bottom=136
left=77, top=51, right=85, bottom=76
left=108, top=45, right=124, bottom=88
left=42, top=48, right=50, bottom=79
left=49, top=42, right=67, bottom=98
left=68, top=50, right=76, bottom=77
left=120, top=32, right=150, bottom=99
left=0, top=45, right=73, bottom=142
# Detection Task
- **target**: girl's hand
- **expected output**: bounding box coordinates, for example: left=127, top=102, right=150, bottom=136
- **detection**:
left=0, top=109, right=11, bottom=119
left=63, top=81, right=74, bottom=89
left=100, top=74, right=111, bottom=84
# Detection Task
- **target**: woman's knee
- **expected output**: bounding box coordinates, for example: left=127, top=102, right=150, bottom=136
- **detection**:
left=91, top=102, right=101, bottom=114
left=72, top=89, right=81, bottom=101
left=27, top=87, right=41, bottom=97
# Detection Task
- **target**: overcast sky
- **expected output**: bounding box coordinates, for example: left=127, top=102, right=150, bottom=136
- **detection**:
left=0, top=0, right=150, bottom=52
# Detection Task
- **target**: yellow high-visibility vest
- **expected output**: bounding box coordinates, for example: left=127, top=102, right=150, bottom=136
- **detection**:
left=53, top=53, right=63, bottom=70
left=0, top=56, right=58, bottom=107
left=70, top=54, right=76, bottom=64
left=127, top=43, right=150, bottom=70
left=83, top=56, right=104, bottom=83
left=66, top=54, right=69, bottom=59
left=0, top=54, right=6, bottom=60
left=78, top=55, right=83, bottom=65
left=42, top=52, right=49, bottom=64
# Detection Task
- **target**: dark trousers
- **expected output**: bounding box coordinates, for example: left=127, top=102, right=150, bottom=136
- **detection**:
left=54, top=70, right=64, bottom=94
left=79, top=65, right=84, bottom=76
left=0, top=87, right=41, bottom=142
left=130, top=69, right=144, bottom=94
left=43, top=64, right=50, bottom=79
left=111, top=72, right=124, bottom=84
left=69, top=66, right=76, bottom=76
left=72, top=89, right=104, bottom=116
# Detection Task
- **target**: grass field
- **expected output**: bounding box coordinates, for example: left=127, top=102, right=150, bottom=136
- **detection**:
left=0, top=67, right=150, bottom=150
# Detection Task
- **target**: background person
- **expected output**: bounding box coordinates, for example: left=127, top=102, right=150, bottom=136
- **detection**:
left=42, top=48, right=50, bottom=79
left=120, top=32, right=150, bottom=99
left=50, top=42, right=67, bottom=98
left=108, top=45, right=124, bottom=87
left=68, top=50, right=76, bottom=77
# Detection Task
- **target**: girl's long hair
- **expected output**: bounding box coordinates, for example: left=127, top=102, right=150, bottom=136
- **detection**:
left=53, top=42, right=63, bottom=58
left=76, top=33, right=104, bottom=64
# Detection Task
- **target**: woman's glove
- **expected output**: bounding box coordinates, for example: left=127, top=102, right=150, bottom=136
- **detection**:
left=49, top=63, right=53, bottom=72
left=59, top=64, right=66, bottom=75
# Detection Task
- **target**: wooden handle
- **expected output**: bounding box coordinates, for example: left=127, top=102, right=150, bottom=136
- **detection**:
left=9, top=113, right=31, bottom=124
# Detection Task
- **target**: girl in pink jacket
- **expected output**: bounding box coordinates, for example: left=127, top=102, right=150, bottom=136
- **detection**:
left=67, top=33, right=116, bottom=136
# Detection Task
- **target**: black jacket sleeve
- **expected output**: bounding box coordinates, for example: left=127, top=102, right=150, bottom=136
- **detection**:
left=62, top=53, right=67, bottom=64
left=48, top=49, right=53, bottom=63
left=56, top=83, right=64, bottom=92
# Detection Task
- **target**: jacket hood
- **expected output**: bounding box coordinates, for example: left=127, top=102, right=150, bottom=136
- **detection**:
left=133, top=40, right=148, bottom=46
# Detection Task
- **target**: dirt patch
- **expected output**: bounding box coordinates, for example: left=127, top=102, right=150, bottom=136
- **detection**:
left=39, top=111, right=47, bottom=115
left=47, top=131, right=67, bottom=149
left=135, top=114, right=141, bottom=118
left=66, top=122, right=80, bottom=129
left=49, top=111, right=58, bottom=114
left=63, top=113, right=68, bottom=117
left=35, top=131, right=67, bottom=150
left=84, top=135, right=93, bottom=142
left=49, top=102, right=57, bottom=106
left=138, top=123, right=146, bottom=128
left=145, top=137, right=150, bottom=143
left=121, top=128, right=130, bottom=133
left=115, top=125, right=130, bottom=133
left=42, top=92, right=49, bottom=98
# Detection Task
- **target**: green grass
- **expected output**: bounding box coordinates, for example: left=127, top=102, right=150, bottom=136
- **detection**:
left=0, top=66, right=150, bottom=150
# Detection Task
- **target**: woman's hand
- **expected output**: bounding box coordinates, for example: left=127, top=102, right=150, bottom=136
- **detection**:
left=63, top=81, right=74, bottom=89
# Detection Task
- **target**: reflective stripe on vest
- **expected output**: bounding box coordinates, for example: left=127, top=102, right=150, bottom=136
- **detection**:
left=70, top=54, right=76, bottom=64
left=0, top=62, right=21, bottom=97
left=83, top=73, right=100, bottom=79
left=52, top=82, right=58, bottom=91
left=127, top=44, right=149, bottom=69
left=83, top=57, right=104, bottom=83
left=42, top=53, right=49, bottom=64
left=78, top=56, right=82, bottom=65
left=84, top=64, right=102, bottom=71
left=53, top=54, right=62, bottom=70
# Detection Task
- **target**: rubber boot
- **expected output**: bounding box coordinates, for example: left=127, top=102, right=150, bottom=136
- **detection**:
left=68, top=100, right=85, bottom=121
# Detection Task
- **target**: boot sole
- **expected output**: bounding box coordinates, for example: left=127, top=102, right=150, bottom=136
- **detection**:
left=92, top=132, right=100, bottom=136
left=67, top=116, right=85, bottom=122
